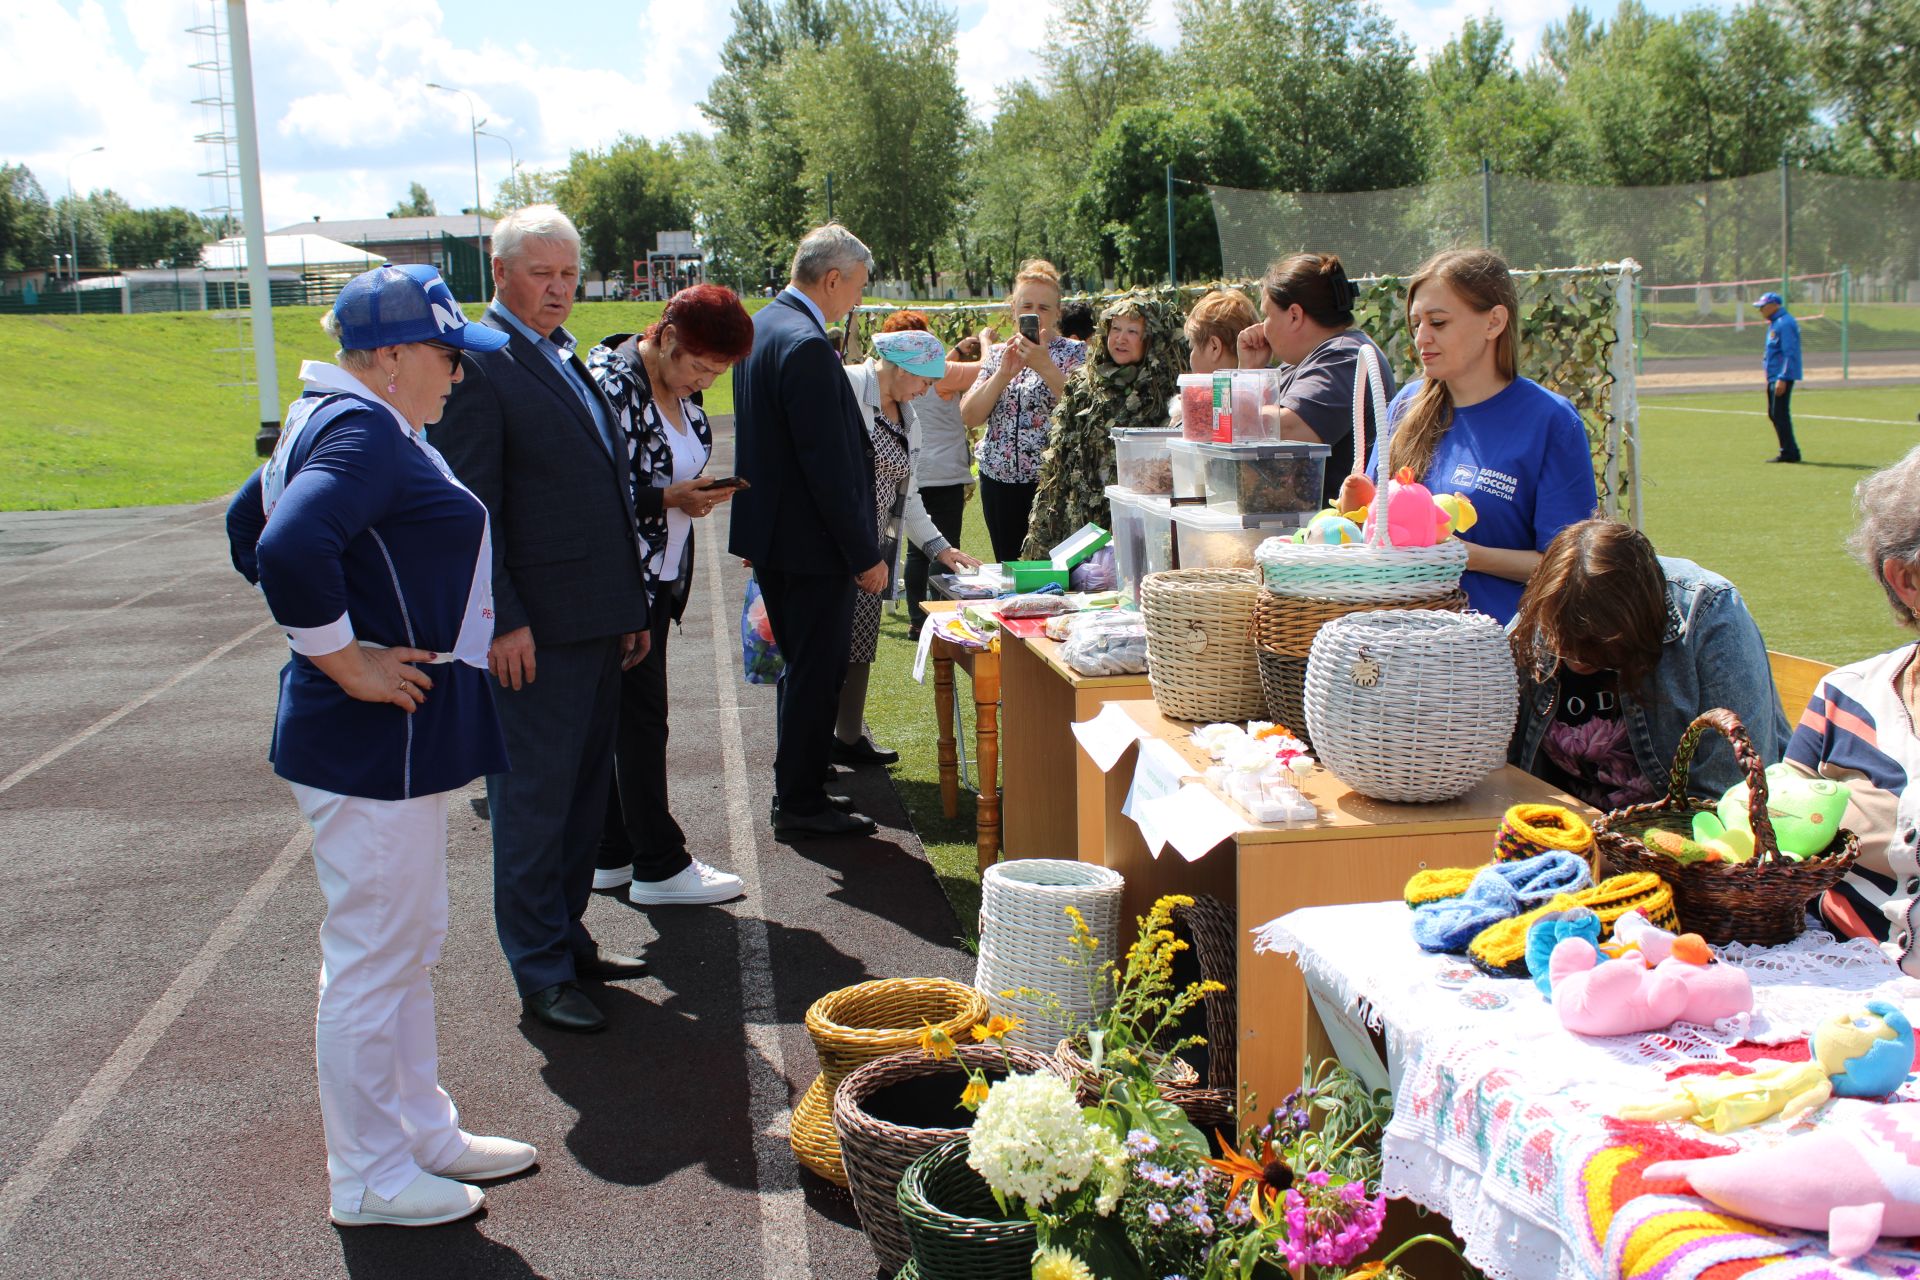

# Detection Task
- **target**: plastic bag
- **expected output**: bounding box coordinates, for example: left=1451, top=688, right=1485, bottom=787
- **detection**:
left=741, top=574, right=784, bottom=684
left=996, top=592, right=1076, bottom=619
left=1069, top=546, right=1116, bottom=593
left=1060, top=609, right=1148, bottom=676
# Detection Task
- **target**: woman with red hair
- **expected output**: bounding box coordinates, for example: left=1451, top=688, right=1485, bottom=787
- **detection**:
left=588, top=284, right=756, bottom=906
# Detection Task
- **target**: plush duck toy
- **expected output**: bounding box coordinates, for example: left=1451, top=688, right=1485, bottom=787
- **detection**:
left=1433, top=492, right=1478, bottom=538
left=1296, top=507, right=1364, bottom=545
left=1363, top=467, right=1449, bottom=547
left=1645, top=1104, right=1920, bottom=1260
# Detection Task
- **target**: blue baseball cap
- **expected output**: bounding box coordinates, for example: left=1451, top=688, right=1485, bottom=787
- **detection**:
left=1752, top=291, right=1785, bottom=309
left=331, top=264, right=508, bottom=351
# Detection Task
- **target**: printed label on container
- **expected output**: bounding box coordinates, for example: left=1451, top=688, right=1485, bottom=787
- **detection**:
left=1212, top=372, right=1234, bottom=443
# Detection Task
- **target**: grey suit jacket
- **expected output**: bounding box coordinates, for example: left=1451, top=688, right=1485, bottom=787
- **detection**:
left=431, top=311, right=649, bottom=646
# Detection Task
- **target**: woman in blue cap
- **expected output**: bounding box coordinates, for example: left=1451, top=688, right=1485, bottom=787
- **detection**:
left=226, top=265, right=534, bottom=1228
left=835, top=328, right=981, bottom=764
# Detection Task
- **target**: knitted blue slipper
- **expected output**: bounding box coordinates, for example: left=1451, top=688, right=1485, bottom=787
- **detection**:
left=1410, top=852, right=1591, bottom=955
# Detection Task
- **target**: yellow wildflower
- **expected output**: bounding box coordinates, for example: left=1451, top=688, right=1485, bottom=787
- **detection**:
left=918, top=1021, right=956, bottom=1060
left=960, top=1076, right=991, bottom=1109
left=1031, top=1245, right=1095, bottom=1280
left=971, top=1014, right=1021, bottom=1042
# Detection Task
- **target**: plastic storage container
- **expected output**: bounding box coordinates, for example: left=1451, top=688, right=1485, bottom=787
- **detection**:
left=1142, top=496, right=1175, bottom=579
left=1198, top=440, right=1332, bottom=516
left=1167, top=439, right=1206, bottom=502
left=1111, top=427, right=1180, bottom=495
left=1171, top=505, right=1312, bottom=571
left=1231, top=370, right=1282, bottom=443
left=1105, top=485, right=1148, bottom=606
left=1177, top=374, right=1213, bottom=441
left=1005, top=560, right=1071, bottom=592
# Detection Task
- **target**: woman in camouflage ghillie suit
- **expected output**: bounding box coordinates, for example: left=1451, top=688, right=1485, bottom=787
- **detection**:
left=1021, top=291, right=1188, bottom=560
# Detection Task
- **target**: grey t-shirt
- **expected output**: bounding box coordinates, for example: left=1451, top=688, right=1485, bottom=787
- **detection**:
left=1274, top=329, right=1395, bottom=505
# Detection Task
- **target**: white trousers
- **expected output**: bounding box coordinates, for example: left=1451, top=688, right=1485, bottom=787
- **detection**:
left=290, top=782, right=468, bottom=1212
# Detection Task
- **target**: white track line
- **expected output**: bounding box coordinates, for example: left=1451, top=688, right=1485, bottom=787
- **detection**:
left=704, top=539, right=814, bottom=1280
left=0, top=619, right=274, bottom=797
left=0, top=568, right=202, bottom=660
left=0, top=510, right=222, bottom=590
left=0, top=826, right=312, bottom=1246
left=1649, top=404, right=1916, bottom=427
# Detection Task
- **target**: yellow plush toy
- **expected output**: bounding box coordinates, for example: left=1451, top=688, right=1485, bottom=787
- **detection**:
left=1433, top=492, right=1479, bottom=538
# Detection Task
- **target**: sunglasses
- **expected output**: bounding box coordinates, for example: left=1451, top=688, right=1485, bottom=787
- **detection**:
left=422, top=342, right=461, bottom=373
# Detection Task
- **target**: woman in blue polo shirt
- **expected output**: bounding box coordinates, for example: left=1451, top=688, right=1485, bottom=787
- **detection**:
left=226, top=265, right=532, bottom=1229
left=1361, top=248, right=1597, bottom=623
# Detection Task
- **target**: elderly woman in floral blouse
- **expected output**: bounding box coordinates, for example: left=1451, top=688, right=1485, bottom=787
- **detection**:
left=960, top=259, right=1087, bottom=562
left=1021, top=291, right=1187, bottom=559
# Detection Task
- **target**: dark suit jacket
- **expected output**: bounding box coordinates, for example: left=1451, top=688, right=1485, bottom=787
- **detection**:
left=726, top=291, right=879, bottom=574
left=431, top=311, right=649, bottom=646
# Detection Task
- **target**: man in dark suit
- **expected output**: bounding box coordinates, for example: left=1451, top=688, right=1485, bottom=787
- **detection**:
left=432, top=205, right=651, bottom=1033
left=729, top=224, right=885, bottom=839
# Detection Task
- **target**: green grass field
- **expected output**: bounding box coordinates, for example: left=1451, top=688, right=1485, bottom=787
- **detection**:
left=1639, top=301, right=1920, bottom=361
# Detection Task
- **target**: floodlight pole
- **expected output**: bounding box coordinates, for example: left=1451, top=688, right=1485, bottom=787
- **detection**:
left=227, top=0, right=279, bottom=456
left=1166, top=164, right=1176, bottom=286
left=427, top=82, right=489, bottom=302
left=477, top=127, right=517, bottom=205
left=67, top=146, right=104, bottom=315
left=1481, top=157, right=1493, bottom=249
left=1779, top=152, right=1790, bottom=302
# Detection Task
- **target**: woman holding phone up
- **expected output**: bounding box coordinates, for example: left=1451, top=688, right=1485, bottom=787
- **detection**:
left=589, top=285, right=757, bottom=906
left=960, top=259, right=1087, bottom=562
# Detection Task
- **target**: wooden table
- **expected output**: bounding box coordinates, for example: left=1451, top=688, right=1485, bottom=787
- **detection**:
left=999, top=633, right=1151, bottom=861
left=923, top=601, right=1002, bottom=869
left=1083, top=698, right=1584, bottom=1113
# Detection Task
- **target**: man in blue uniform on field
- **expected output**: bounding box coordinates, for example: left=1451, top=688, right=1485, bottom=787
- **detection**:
left=1754, top=289, right=1802, bottom=463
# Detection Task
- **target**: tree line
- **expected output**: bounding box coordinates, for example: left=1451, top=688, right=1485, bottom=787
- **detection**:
left=0, top=166, right=210, bottom=275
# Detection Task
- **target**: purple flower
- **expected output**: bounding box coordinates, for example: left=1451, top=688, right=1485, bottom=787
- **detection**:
left=1147, top=1202, right=1170, bottom=1226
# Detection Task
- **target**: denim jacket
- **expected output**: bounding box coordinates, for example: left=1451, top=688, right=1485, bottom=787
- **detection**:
left=1510, top=556, right=1790, bottom=802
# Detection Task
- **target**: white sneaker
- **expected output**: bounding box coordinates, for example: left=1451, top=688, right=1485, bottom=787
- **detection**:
left=628, top=859, right=745, bottom=905
left=330, top=1171, right=484, bottom=1227
left=434, top=1134, right=538, bottom=1182
left=592, top=864, right=634, bottom=891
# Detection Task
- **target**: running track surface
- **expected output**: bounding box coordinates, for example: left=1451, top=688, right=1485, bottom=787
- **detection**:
left=0, top=421, right=969, bottom=1279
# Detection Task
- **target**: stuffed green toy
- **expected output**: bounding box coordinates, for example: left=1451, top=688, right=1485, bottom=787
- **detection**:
left=1692, top=765, right=1850, bottom=861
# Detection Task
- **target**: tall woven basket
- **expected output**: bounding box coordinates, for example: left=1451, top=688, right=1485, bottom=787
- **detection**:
left=834, top=1044, right=1065, bottom=1276
left=1142, top=568, right=1266, bottom=723
left=793, top=977, right=987, bottom=1186
left=897, top=1136, right=1035, bottom=1280
left=1303, top=609, right=1518, bottom=803
left=1251, top=588, right=1468, bottom=748
left=1595, top=709, right=1860, bottom=945
left=974, top=859, right=1123, bottom=1053
left=1254, top=343, right=1469, bottom=604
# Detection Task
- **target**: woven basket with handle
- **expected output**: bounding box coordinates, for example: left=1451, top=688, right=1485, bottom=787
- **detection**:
left=1053, top=1036, right=1235, bottom=1136
left=1141, top=567, right=1266, bottom=723
left=792, top=977, right=987, bottom=1186
left=1594, top=708, right=1859, bottom=945
left=1251, top=588, right=1468, bottom=747
left=1254, top=342, right=1469, bottom=604
left=897, top=1136, right=1035, bottom=1280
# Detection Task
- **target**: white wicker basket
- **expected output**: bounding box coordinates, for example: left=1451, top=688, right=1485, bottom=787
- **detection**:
left=974, top=859, right=1123, bottom=1053
left=1302, top=609, right=1518, bottom=803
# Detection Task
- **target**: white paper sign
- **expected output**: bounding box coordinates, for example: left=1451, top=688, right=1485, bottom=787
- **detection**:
left=912, top=621, right=938, bottom=684
left=1121, top=739, right=1202, bottom=858
left=1152, top=784, right=1245, bottom=862
left=1071, top=703, right=1152, bottom=773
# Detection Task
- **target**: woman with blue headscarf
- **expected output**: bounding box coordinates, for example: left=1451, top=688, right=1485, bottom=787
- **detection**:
left=834, top=329, right=983, bottom=766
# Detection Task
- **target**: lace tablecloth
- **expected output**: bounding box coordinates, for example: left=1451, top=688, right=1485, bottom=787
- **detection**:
left=1255, top=902, right=1920, bottom=1280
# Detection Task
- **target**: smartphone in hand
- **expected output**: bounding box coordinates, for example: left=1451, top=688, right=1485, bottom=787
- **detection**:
left=1017, top=312, right=1040, bottom=344
left=699, top=476, right=749, bottom=492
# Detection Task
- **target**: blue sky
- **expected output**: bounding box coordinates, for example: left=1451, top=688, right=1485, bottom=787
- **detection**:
left=3, top=0, right=1736, bottom=231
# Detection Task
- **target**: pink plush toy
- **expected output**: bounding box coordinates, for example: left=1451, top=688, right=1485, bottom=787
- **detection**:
left=1363, top=467, right=1447, bottom=547
left=1647, top=1104, right=1920, bottom=1261
left=1549, top=936, right=1754, bottom=1036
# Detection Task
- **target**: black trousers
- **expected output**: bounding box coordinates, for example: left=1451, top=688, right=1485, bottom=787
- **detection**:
left=755, top=565, right=854, bottom=816
left=1767, top=379, right=1800, bottom=459
left=904, top=483, right=968, bottom=635
left=597, top=600, right=691, bottom=883
left=978, top=475, right=1037, bottom=565
left=487, top=635, right=622, bottom=996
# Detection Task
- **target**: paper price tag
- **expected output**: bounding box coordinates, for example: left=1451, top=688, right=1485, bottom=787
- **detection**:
left=912, top=621, right=937, bottom=684
left=1070, top=703, right=1151, bottom=773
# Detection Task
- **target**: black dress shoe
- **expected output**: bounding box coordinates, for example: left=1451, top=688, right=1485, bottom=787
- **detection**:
left=1766, top=453, right=1802, bottom=463
left=769, top=794, right=857, bottom=822
left=574, top=946, right=649, bottom=980
left=772, top=804, right=878, bottom=839
left=832, top=735, right=900, bottom=766
left=522, top=981, right=606, bottom=1033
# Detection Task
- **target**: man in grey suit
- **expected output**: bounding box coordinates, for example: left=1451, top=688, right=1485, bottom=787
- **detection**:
left=433, top=205, right=651, bottom=1034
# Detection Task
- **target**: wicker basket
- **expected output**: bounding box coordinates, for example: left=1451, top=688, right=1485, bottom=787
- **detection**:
left=1251, top=588, right=1469, bottom=748
left=794, top=977, right=988, bottom=1185
left=1252, top=343, right=1470, bottom=604
left=1172, top=895, right=1239, bottom=1094
left=834, top=1044, right=1064, bottom=1276
left=1141, top=568, right=1266, bottom=723
left=1302, top=609, right=1518, bottom=803
left=897, top=1136, right=1036, bottom=1280
left=1053, top=1036, right=1235, bottom=1136
left=974, top=859, right=1124, bottom=1053
left=1594, top=709, right=1860, bottom=945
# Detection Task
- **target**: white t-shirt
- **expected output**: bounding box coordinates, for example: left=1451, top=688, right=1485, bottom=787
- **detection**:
left=657, top=412, right=709, bottom=583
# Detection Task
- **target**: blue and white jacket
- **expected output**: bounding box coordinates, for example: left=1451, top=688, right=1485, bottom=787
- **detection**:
left=1764, top=308, right=1804, bottom=382
left=227, top=361, right=508, bottom=800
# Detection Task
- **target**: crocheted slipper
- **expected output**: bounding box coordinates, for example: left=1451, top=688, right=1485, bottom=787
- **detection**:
left=1409, top=851, right=1594, bottom=954
left=1496, top=803, right=1596, bottom=862
left=1468, top=872, right=1677, bottom=978
left=1404, top=866, right=1478, bottom=907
